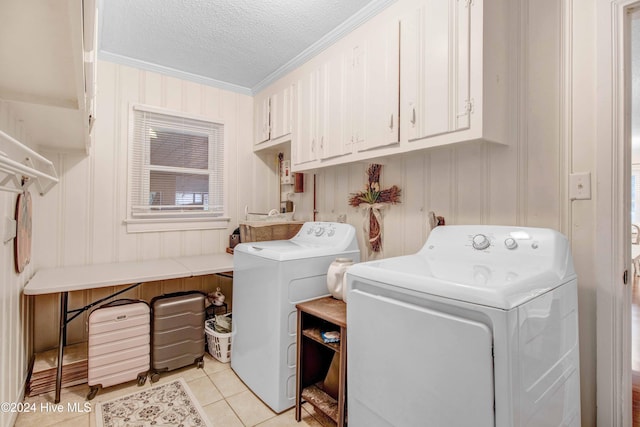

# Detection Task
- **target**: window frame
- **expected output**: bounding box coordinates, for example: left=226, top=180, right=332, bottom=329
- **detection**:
left=125, top=104, right=229, bottom=233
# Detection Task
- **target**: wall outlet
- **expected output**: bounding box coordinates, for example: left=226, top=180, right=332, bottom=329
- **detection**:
left=569, top=172, right=591, bottom=200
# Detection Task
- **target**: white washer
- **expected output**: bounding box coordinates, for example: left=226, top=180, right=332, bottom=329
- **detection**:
left=232, top=221, right=359, bottom=413
left=346, top=225, right=581, bottom=427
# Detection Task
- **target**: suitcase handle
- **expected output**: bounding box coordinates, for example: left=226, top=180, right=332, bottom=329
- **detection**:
left=100, top=298, right=149, bottom=309
left=150, top=290, right=206, bottom=305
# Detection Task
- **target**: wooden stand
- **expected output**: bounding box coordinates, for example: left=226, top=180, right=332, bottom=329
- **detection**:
left=295, top=297, right=347, bottom=426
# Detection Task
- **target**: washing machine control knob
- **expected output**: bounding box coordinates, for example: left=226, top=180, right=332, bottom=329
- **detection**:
left=306, top=226, right=314, bottom=235
left=504, top=237, right=518, bottom=250
left=472, top=234, right=491, bottom=250
left=314, top=226, right=325, bottom=236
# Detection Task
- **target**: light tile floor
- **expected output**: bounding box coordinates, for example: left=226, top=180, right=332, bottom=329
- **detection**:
left=15, top=353, right=333, bottom=427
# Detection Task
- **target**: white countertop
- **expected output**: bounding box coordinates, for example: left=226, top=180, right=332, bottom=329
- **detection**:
left=24, top=253, right=234, bottom=295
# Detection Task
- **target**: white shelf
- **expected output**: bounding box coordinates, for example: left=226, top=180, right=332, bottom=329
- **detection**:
left=0, top=130, right=58, bottom=195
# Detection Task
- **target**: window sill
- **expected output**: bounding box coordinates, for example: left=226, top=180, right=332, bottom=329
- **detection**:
left=124, top=216, right=231, bottom=233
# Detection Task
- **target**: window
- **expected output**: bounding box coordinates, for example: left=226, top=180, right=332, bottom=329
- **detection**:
left=127, top=105, right=227, bottom=232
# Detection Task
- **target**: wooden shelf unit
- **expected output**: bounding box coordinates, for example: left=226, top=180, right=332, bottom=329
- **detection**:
left=295, top=296, right=347, bottom=426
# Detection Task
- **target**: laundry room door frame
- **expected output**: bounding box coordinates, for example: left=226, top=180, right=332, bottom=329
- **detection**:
left=596, top=0, right=636, bottom=425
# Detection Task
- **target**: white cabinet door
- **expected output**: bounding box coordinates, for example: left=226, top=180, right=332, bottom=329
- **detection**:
left=321, top=52, right=349, bottom=159
left=293, top=69, right=321, bottom=166
left=402, top=0, right=471, bottom=142
left=254, top=94, right=270, bottom=144
left=358, top=19, right=400, bottom=152
left=270, top=83, right=294, bottom=141
left=349, top=43, right=366, bottom=150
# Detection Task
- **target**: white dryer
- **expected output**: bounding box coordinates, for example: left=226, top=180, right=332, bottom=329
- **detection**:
left=346, top=225, right=580, bottom=427
left=232, top=222, right=359, bottom=413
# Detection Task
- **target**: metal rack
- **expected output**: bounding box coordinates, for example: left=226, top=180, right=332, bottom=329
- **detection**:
left=0, top=130, right=58, bottom=195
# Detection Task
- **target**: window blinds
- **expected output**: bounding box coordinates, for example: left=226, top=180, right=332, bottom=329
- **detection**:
left=131, top=107, right=224, bottom=217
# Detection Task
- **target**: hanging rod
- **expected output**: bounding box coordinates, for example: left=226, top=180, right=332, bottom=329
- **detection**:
left=0, top=130, right=59, bottom=195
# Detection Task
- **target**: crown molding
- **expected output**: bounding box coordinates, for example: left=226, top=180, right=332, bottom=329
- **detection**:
left=97, top=51, right=254, bottom=96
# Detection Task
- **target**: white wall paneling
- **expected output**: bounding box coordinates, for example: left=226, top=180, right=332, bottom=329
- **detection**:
left=0, top=100, right=36, bottom=427
left=30, top=61, right=262, bottom=351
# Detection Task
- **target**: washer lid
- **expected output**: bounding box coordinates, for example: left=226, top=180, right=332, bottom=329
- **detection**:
left=347, top=225, right=576, bottom=310
left=234, top=222, right=359, bottom=261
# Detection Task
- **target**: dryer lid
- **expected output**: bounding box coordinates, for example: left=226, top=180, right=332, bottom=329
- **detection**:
left=346, top=225, right=576, bottom=310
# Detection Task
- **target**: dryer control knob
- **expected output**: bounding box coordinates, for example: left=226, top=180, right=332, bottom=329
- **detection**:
left=314, top=226, right=325, bottom=236
left=504, top=238, right=518, bottom=250
left=472, top=234, right=491, bottom=250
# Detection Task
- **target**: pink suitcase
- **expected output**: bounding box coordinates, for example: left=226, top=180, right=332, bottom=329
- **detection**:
left=87, top=299, right=150, bottom=399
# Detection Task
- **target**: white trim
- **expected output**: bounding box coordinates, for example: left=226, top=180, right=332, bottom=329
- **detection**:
left=99, top=51, right=254, bottom=96
left=596, top=1, right=637, bottom=425
left=131, top=103, right=226, bottom=126
left=124, top=216, right=231, bottom=233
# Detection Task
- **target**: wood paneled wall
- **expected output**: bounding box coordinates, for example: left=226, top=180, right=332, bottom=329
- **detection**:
left=30, top=62, right=270, bottom=351
left=0, top=100, right=36, bottom=427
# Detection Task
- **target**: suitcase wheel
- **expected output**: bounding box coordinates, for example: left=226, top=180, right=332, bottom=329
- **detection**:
left=197, top=359, right=204, bottom=369
left=87, top=386, right=99, bottom=400
left=151, top=372, right=160, bottom=383
left=137, top=374, right=147, bottom=386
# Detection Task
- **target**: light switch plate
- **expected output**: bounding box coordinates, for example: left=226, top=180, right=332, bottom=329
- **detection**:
left=3, top=216, right=16, bottom=244
left=569, top=172, right=592, bottom=200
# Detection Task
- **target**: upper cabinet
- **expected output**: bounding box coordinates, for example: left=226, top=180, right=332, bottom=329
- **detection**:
left=0, top=0, right=97, bottom=154
left=321, top=51, right=349, bottom=160
left=254, top=0, right=514, bottom=172
left=254, top=82, right=295, bottom=148
left=401, top=0, right=470, bottom=141
left=291, top=19, right=400, bottom=168
left=356, top=19, right=400, bottom=152
left=293, top=68, right=322, bottom=165
left=401, top=0, right=509, bottom=149
left=255, top=94, right=270, bottom=145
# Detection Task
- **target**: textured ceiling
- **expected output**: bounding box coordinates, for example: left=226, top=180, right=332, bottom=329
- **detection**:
left=99, top=0, right=392, bottom=94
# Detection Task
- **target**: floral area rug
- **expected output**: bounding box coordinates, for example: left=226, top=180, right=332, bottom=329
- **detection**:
left=95, top=378, right=212, bottom=427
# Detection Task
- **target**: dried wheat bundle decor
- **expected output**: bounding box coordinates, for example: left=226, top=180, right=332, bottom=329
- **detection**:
left=348, top=164, right=401, bottom=253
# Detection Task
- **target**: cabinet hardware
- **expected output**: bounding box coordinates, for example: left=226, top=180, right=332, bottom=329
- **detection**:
left=624, top=269, right=629, bottom=285
left=320, top=137, right=324, bottom=150
left=389, top=114, right=394, bottom=130
left=312, top=139, right=316, bottom=153
left=457, top=99, right=474, bottom=118
left=410, top=108, right=416, bottom=125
